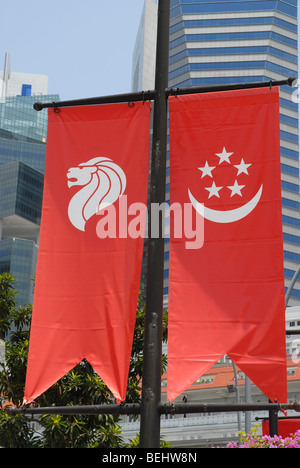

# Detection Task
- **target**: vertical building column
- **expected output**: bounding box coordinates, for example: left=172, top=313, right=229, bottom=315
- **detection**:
left=1, top=52, right=10, bottom=98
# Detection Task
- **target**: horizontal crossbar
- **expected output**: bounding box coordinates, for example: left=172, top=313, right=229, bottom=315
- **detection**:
left=33, top=77, right=296, bottom=111
left=5, top=400, right=300, bottom=417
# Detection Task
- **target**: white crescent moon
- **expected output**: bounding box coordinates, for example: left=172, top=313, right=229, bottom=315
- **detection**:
left=188, top=185, right=263, bottom=223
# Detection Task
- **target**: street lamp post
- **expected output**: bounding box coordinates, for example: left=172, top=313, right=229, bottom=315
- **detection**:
left=139, top=0, right=170, bottom=449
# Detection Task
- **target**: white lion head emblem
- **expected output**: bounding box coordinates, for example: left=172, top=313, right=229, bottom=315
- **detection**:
left=67, top=157, right=126, bottom=231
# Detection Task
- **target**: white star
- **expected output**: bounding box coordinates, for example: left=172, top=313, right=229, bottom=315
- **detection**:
left=227, top=180, right=245, bottom=197
left=234, top=158, right=251, bottom=176
left=215, top=147, right=233, bottom=164
left=198, top=161, right=215, bottom=178
left=205, top=181, right=223, bottom=198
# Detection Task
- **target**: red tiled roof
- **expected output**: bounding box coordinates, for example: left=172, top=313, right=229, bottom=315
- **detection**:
left=161, top=360, right=300, bottom=393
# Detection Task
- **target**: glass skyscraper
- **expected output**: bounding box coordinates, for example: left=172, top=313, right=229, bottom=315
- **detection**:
left=132, top=0, right=300, bottom=305
left=0, top=56, right=59, bottom=304
left=0, top=94, right=58, bottom=174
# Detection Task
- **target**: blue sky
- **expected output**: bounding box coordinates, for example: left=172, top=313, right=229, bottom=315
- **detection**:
left=0, top=0, right=145, bottom=101
left=1, top=1, right=299, bottom=102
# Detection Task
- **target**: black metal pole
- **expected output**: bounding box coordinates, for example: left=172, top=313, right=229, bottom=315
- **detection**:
left=159, top=402, right=295, bottom=415
left=7, top=401, right=300, bottom=417
left=139, top=0, right=170, bottom=449
left=7, top=403, right=141, bottom=416
left=268, top=400, right=279, bottom=436
left=33, top=77, right=295, bottom=112
left=33, top=90, right=156, bottom=111
left=167, top=77, right=295, bottom=97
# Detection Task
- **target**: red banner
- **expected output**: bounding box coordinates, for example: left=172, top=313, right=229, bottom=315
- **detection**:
left=168, top=88, right=287, bottom=403
left=24, top=102, right=151, bottom=404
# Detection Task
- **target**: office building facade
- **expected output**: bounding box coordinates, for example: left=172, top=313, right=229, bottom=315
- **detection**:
left=132, top=0, right=300, bottom=305
left=0, top=52, right=48, bottom=99
left=0, top=54, right=59, bottom=303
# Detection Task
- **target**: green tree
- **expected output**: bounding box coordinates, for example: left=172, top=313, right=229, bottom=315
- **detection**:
left=0, top=274, right=168, bottom=448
